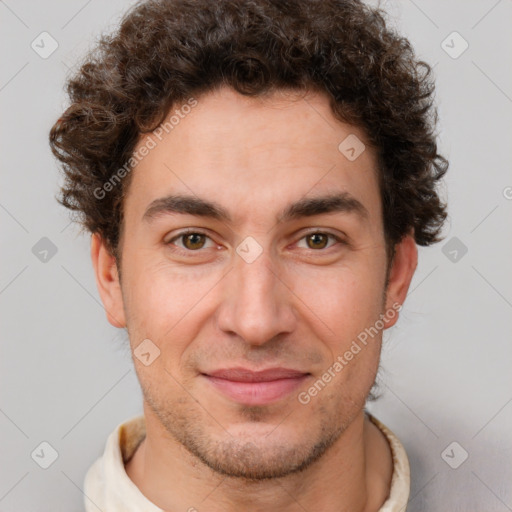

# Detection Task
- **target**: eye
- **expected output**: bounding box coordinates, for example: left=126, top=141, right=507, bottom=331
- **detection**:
left=165, top=229, right=345, bottom=255
left=167, top=230, right=217, bottom=251
left=296, top=231, right=343, bottom=250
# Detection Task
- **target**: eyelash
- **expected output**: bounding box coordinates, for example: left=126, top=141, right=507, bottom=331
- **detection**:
left=165, top=229, right=346, bottom=255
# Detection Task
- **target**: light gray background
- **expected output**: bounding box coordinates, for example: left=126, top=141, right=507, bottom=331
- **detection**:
left=1, top=0, right=511, bottom=510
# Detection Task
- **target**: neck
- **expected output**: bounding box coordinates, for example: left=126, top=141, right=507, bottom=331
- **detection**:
left=125, top=407, right=393, bottom=512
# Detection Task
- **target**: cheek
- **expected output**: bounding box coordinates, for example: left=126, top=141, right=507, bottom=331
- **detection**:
left=290, top=263, right=385, bottom=347
left=122, top=260, right=221, bottom=352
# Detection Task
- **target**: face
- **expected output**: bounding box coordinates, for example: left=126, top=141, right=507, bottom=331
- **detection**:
left=92, top=86, right=417, bottom=479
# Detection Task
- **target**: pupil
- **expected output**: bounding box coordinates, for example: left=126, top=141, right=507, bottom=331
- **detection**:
left=309, top=233, right=327, bottom=249
left=185, top=234, right=204, bottom=249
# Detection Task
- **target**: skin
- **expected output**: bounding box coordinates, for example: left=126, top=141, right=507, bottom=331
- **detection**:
left=91, top=86, right=418, bottom=512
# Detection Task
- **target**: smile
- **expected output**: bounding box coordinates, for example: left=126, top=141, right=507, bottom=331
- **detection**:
left=202, top=367, right=311, bottom=406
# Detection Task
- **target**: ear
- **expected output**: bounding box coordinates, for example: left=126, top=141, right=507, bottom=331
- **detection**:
left=90, top=233, right=126, bottom=328
left=383, top=234, right=418, bottom=329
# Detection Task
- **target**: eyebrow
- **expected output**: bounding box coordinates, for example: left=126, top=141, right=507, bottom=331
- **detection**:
left=142, top=192, right=369, bottom=224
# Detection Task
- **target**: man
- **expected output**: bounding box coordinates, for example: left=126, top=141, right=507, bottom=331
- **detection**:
left=50, top=0, right=448, bottom=510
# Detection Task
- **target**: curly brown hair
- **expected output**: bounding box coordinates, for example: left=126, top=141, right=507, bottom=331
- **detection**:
left=49, top=0, right=448, bottom=266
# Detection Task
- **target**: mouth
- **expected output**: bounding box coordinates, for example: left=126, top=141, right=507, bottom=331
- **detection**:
left=201, top=367, right=311, bottom=406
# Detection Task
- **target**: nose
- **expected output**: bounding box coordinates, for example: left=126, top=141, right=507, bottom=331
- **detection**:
left=216, top=246, right=297, bottom=346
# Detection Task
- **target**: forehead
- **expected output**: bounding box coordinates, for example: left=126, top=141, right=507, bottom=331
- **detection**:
left=124, top=86, right=381, bottom=229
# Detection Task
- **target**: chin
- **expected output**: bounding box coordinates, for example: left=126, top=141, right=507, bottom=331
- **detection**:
left=187, top=437, right=330, bottom=480
left=177, top=417, right=344, bottom=480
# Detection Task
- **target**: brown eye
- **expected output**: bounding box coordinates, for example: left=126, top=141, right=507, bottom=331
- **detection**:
left=166, top=230, right=219, bottom=255
left=181, top=233, right=207, bottom=250
left=306, top=233, right=329, bottom=249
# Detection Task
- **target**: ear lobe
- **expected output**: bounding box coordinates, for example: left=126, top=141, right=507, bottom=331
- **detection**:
left=383, top=234, right=418, bottom=329
left=90, top=233, right=126, bottom=328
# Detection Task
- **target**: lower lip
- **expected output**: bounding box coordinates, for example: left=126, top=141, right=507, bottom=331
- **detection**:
left=204, top=375, right=310, bottom=406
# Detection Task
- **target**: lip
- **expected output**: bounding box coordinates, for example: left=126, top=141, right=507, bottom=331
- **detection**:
left=202, top=367, right=310, bottom=405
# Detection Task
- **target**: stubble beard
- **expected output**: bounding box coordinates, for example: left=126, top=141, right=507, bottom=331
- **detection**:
left=141, top=380, right=369, bottom=481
